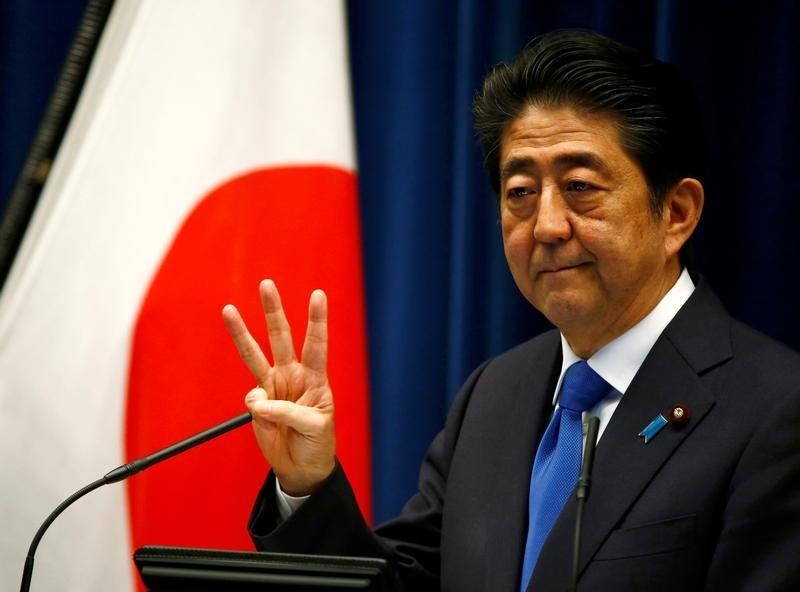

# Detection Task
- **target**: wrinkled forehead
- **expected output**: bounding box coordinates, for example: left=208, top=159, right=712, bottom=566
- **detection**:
left=499, top=104, right=630, bottom=168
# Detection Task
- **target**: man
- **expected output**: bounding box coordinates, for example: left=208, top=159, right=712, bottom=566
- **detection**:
left=222, top=30, right=800, bottom=590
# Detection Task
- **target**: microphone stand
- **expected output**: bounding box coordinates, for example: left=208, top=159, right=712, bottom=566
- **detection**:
left=19, top=411, right=252, bottom=592
left=571, top=416, right=600, bottom=592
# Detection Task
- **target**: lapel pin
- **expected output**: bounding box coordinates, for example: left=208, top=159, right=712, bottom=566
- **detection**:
left=638, top=414, right=668, bottom=444
left=669, top=403, right=691, bottom=426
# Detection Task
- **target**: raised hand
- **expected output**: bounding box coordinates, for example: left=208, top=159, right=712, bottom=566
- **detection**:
left=222, top=279, right=335, bottom=496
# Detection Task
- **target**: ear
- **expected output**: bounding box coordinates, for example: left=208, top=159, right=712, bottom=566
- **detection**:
left=662, top=178, right=704, bottom=260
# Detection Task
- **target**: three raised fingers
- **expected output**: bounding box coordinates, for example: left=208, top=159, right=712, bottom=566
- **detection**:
left=225, top=280, right=329, bottom=380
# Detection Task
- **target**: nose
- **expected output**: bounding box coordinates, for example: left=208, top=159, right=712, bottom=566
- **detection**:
left=533, top=188, right=571, bottom=243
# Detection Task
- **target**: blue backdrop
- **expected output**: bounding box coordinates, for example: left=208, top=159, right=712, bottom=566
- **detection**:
left=2, top=0, right=799, bottom=524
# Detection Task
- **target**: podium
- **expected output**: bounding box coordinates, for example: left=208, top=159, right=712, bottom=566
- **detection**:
left=134, top=546, right=397, bottom=591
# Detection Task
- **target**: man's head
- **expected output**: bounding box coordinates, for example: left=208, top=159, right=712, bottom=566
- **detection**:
left=473, top=29, right=704, bottom=217
left=473, top=30, right=704, bottom=356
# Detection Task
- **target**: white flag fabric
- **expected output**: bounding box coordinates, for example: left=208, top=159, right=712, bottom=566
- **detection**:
left=0, top=1, right=372, bottom=590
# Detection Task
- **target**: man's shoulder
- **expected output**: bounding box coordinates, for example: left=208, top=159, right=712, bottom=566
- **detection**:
left=493, top=328, right=560, bottom=364
left=668, top=275, right=798, bottom=361
left=689, top=276, right=798, bottom=356
left=473, top=328, right=561, bottom=387
left=670, top=276, right=800, bottom=397
left=728, top=318, right=800, bottom=379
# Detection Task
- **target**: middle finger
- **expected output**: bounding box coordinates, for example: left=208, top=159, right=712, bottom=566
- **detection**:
left=259, top=279, right=298, bottom=366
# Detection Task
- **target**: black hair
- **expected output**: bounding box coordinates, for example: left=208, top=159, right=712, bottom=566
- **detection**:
left=472, top=29, right=704, bottom=217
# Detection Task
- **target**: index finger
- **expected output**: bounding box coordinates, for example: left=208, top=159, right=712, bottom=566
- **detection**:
left=221, top=304, right=271, bottom=382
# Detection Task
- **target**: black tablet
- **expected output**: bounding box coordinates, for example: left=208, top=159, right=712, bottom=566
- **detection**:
left=134, top=546, right=397, bottom=591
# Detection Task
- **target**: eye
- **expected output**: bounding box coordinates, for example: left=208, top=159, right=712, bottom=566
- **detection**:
left=566, top=180, right=592, bottom=192
left=507, top=187, right=534, bottom=199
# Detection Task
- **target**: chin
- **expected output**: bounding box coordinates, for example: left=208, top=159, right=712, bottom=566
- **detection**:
left=536, top=294, right=595, bottom=330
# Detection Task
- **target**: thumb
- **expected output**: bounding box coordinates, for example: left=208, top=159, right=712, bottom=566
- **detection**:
left=245, top=386, right=269, bottom=410
left=251, top=399, right=329, bottom=437
left=245, top=387, right=276, bottom=430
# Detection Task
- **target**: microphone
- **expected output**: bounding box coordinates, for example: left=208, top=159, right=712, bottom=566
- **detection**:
left=19, top=411, right=253, bottom=592
left=571, top=415, right=600, bottom=592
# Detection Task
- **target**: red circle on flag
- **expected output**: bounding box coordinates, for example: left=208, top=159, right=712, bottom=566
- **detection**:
left=125, top=165, right=372, bottom=563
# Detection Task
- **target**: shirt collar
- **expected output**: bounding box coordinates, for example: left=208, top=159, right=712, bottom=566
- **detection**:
left=553, top=268, right=695, bottom=404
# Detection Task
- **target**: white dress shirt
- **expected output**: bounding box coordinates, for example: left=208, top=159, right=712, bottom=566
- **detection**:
left=555, top=268, right=695, bottom=443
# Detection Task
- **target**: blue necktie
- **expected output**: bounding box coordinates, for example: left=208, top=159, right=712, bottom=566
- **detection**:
left=520, top=361, right=612, bottom=591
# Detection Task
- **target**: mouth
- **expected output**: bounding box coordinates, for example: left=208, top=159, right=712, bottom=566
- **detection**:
left=539, top=262, right=586, bottom=274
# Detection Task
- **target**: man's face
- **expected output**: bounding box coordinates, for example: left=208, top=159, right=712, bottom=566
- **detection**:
left=499, top=105, right=680, bottom=357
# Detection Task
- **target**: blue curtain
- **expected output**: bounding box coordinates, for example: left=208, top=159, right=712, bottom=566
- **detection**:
left=2, top=0, right=799, bottom=524
left=0, top=0, right=85, bottom=202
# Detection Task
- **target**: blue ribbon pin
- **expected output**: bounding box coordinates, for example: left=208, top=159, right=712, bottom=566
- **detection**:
left=638, top=414, right=668, bottom=444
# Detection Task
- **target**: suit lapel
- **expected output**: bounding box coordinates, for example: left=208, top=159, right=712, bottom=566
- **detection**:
left=528, top=279, right=733, bottom=590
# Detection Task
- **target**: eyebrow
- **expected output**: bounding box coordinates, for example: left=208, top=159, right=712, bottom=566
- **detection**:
left=500, top=151, right=612, bottom=183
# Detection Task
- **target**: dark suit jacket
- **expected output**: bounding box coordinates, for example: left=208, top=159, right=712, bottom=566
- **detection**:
left=249, top=279, right=800, bottom=591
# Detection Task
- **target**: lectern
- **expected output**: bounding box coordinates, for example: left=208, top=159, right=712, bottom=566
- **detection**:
left=134, top=546, right=397, bottom=591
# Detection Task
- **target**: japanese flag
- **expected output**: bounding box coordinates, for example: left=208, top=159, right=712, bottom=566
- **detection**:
left=0, top=1, right=371, bottom=590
